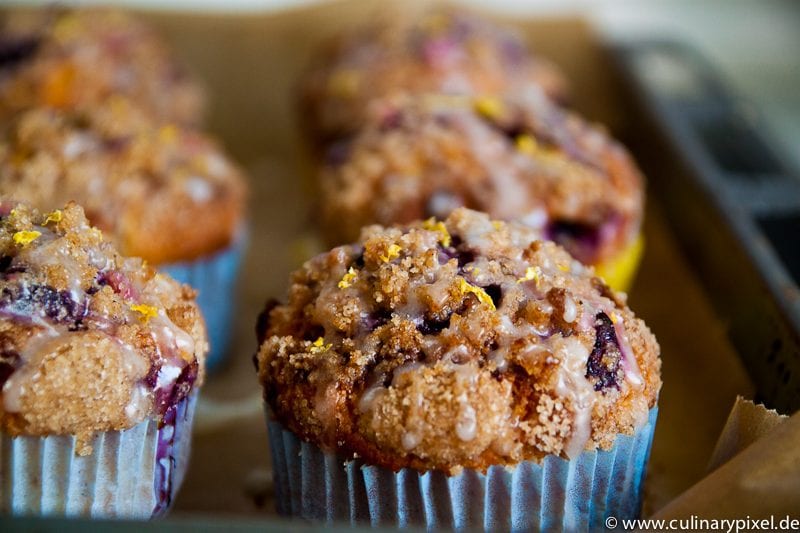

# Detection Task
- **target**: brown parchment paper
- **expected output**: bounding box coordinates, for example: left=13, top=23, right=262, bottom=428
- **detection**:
left=655, top=403, right=800, bottom=520
left=64, top=0, right=767, bottom=519
left=708, top=396, right=787, bottom=473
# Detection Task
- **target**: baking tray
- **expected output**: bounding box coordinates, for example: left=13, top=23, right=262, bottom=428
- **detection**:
left=0, top=0, right=765, bottom=526
left=613, top=40, right=800, bottom=414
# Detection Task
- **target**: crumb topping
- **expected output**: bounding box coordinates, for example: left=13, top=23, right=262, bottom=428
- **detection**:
left=257, top=208, right=660, bottom=474
left=0, top=202, right=207, bottom=454
left=319, top=90, right=644, bottom=267
left=298, top=7, right=568, bottom=145
left=0, top=97, right=247, bottom=264
left=0, top=7, right=205, bottom=124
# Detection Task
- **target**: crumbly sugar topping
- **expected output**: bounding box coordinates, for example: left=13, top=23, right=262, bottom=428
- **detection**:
left=257, top=208, right=660, bottom=474
left=0, top=7, right=205, bottom=124
left=319, top=90, right=644, bottom=266
left=0, top=202, right=207, bottom=453
left=0, top=97, right=247, bottom=264
left=298, top=6, right=567, bottom=144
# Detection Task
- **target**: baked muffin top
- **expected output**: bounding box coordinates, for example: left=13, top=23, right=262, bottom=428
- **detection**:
left=0, top=7, right=205, bottom=124
left=0, top=97, right=247, bottom=264
left=0, top=202, right=207, bottom=454
left=298, top=7, right=567, bottom=145
left=319, top=90, right=643, bottom=266
left=257, top=208, right=660, bottom=474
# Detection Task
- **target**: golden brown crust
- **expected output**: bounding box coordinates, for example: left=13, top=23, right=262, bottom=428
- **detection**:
left=118, top=189, right=243, bottom=266
left=318, top=91, right=643, bottom=266
left=0, top=98, right=247, bottom=265
left=0, top=7, right=205, bottom=125
left=297, top=6, right=568, bottom=146
left=0, top=202, right=207, bottom=453
left=257, top=209, right=660, bottom=474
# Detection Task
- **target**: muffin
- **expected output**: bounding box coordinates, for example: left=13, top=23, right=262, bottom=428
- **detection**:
left=0, top=201, right=207, bottom=518
left=298, top=7, right=567, bottom=147
left=256, top=208, right=661, bottom=529
left=318, top=91, right=644, bottom=291
left=0, top=97, right=247, bottom=368
left=0, top=7, right=205, bottom=125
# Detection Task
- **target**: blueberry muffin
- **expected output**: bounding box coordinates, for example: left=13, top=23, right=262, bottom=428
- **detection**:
left=257, top=209, right=660, bottom=528
left=0, top=98, right=245, bottom=265
left=298, top=7, right=567, bottom=146
left=0, top=7, right=205, bottom=124
left=318, top=91, right=644, bottom=290
left=0, top=98, right=247, bottom=367
left=0, top=201, right=206, bottom=517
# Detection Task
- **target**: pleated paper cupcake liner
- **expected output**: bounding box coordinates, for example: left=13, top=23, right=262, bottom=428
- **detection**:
left=268, top=407, right=657, bottom=531
left=162, top=231, right=247, bottom=371
left=1, top=392, right=198, bottom=519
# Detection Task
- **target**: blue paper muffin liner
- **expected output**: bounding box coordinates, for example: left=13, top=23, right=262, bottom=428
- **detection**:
left=162, top=233, right=247, bottom=371
left=0, top=392, right=197, bottom=519
left=267, top=407, right=657, bottom=530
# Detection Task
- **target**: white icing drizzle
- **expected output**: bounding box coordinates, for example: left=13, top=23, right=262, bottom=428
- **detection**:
left=125, top=383, right=151, bottom=421
left=520, top=207, right=548, bottom=231
left=357, top=385, right=385, bottom=414
left=391, top=362, right=423, bottom=386
left=401, top=431, right=422, bottom=451
left=185, top=176, right=213, bottom=203
left=455, top=402, right=477, bottom=442
left=554, top=337, right=596, bottom=459
left=562, top=295, right=578, bottom=323
left=149, top=309, right=195, bottom=358
left=613, top=318, right=644, bottom=389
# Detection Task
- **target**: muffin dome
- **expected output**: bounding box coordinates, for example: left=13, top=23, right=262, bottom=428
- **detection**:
left=298, top=7, right=567, bottom=145
left=319, top=90, right=643, bottom=267
left=257, top=208, right=660, bottom=474
left=0, top=97, right=247, bottom=265
left=0, top=7, right=205, bottom=124
left=0, top=202, right=207, bottom=453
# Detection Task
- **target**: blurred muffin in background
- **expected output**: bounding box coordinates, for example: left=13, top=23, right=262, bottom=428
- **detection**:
left=0, top=7, right=205, bottom=125
left=0, top=97, right=247, bottom=368
left=0, top=201, right=206, bottom=518
left=318, top=90, right=644, bottom=290
left=297, top=6, right=568, bottom=147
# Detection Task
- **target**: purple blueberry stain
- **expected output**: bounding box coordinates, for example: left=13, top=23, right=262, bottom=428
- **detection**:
left=419, top=37, right=461, bottom=69
left=0, top=35, right=39, bottom=70
left=416, top=313, right=451, bottom=335
left=546, top=220, right=601, bottom=265
left=324, top=138, right=352, bottom=167
left=586, top=312, right=622, bottom=392
left=500, top=35, right=526, bottom=65
left=437, top=247, right=457, bottom=265
left=148, top=359, right=199, bottom=417
left=362, top=307, right=392, bottom=332
left=379, top=109, right=403, bottom=132
left=152, top=394, right=192, bottom=517
left=0, top=283, right=87, bottom=327
left=103, top=136, right=130, bottom=153
left=437, top=246, right=475, bottom=270
left=494, top=122, right=526, bottom=140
